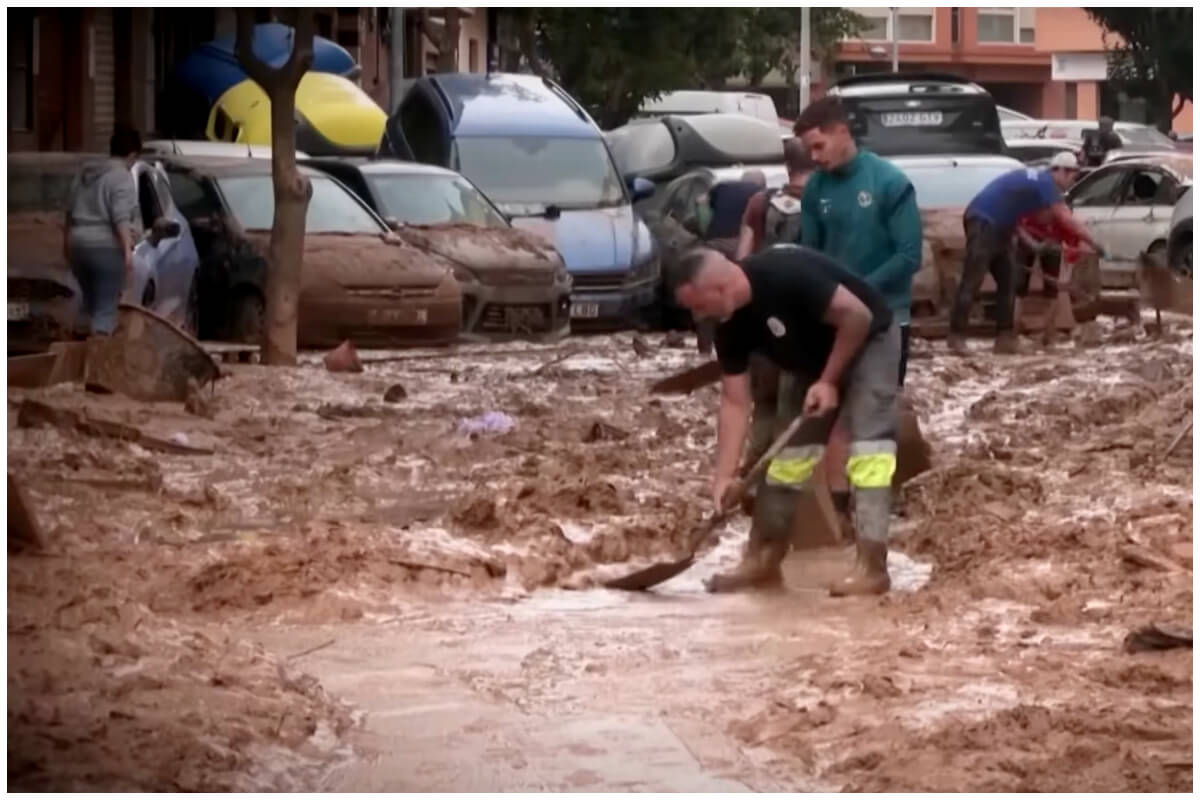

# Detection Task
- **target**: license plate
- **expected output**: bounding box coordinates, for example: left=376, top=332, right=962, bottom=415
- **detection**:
left=881, top=111, right=944, bottom=127
left=367, top=307, right=428, bottom=325
left=7, top=302, right=30, bottom=321
left=570, top=302, right=600, bottom=319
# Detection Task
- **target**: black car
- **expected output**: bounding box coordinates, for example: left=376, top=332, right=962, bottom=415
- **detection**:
left=826, top=72, right=1006, bottom=157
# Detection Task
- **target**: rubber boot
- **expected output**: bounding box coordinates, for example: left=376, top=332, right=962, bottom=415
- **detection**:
left=993, top=330, right=1019, bottom=355
left=704, top=530, right=788, bottom=593
left=829, top=539, right=890, bottom=597
left=834, top=510, right=856, bottom=544
left=947, top=333, right=969, bottom=356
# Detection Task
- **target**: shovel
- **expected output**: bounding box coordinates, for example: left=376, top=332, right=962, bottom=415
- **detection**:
left=604, top=413, right=808, bottom=591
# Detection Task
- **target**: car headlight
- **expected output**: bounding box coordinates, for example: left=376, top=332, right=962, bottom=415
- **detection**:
left=451, top=264, right=480, bottom=286
left=627, top=253, right=659, bottom=284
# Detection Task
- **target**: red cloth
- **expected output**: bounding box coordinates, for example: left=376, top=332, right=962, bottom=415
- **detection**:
left=1017, top=213, right=1082, bottom=264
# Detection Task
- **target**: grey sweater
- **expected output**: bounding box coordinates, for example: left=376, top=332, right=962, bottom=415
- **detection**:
left=65, top=158, right=138, bottom=250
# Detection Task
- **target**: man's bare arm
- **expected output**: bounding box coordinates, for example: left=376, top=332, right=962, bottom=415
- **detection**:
left=715, top=372, right=752, bottom=489
left=734, top=224, right=755, bottom=261
left=818, top=286, right=874, bottom=388
left=1049, top=202, right=1103, bottom=253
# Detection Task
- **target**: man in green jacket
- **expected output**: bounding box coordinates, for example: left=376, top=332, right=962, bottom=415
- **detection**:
left=794, top=97, right=923, bottom=538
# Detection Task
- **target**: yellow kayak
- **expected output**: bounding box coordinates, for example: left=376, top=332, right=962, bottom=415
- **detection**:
left=207, top=72, right=385, bottom=156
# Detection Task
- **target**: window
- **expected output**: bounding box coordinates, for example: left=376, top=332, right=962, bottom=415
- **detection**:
left=846, top=8, right=934, bottom=43
left=468, top=38, right=479, bottom=72
left=455, top=136, right=627, bottom=212
left=951, top=8, right=960, bottom=44
left=902, top=163, right=1018, bottom=210
left=1068, top=168, right=1127, bottom=207
left=137, top=171, right=162, bottom=231
left=978, top=8, right=1035, bottom=45
left=217, top=175, right=385, bottom=234
left=9, top=12, right=35, bottom=131
left=1065, top=82, right=1078, bottom=119
left=145, top=15, right=157, bottom=134
left=167, top=173, right=214, bottom=219
left=367, top=174, right=509, bottom=227
left=1119, top=170, right=1168, bottom=207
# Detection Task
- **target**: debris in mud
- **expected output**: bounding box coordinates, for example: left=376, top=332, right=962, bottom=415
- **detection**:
left=457, top=411, right=517, bottom=436
left=184, top=377, right=216, bottom=419
left=382, top=383, right=408, bottom=403
left=8, top=472, right=46, bottom=552
left=662, top=330, right=689, bottom=349
left=583, top=420, right=630, bottom=443
left=17, top=399, right=215, bottom=455
left=454, top=496, right=499, bottom=529
left=315, top=403, right=399, bottom=421
left=631, top=334, right=654, bottom=358
left=1124, top=624, right=1193, bottom=653
left=323, top=341, right=363, bottom=373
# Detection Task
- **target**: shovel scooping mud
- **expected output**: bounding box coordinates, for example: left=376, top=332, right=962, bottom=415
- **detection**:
left=604, top=413, right=809, bottom=591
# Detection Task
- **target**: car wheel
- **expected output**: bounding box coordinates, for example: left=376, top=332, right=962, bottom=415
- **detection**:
left=141, top=281, right=156, bottom=308
left=229, top=290, right=265, bottom=344
left=1146, top=240, right=1167, bottom=268
left=182, top=280, right=201, bottom=337
left=1169, top=233, right=1192, bottom=279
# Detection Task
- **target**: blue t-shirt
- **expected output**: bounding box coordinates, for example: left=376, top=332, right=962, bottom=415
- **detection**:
left=965, top=168, right=1062, bottom=231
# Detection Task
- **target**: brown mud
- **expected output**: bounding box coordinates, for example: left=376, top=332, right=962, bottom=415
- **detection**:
left=8, top=319, right=1193, bottom=791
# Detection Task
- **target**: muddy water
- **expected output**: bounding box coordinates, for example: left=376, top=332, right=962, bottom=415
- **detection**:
left=9, top=319, right=1194, bottom=791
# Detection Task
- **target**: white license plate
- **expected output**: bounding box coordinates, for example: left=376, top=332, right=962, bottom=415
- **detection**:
left=570, top=302, right=600, bottom=319
left=367, top=307, right=428, bottom=325
left=8, top=302, right=30, bottom=321
left=881, top=111, right=944, bottom=127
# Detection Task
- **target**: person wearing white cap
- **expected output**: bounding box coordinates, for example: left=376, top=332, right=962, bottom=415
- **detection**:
left=948, top=150, right=1105, bottom=355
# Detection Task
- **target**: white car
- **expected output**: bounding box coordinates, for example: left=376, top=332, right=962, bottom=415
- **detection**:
left=636, top=90, right=780, bottom=126
left=1167, top=187, right=1192, bottom=277
left=1001, top=119, right=1177, bottom=153
left=141, top=139, right=311, bottom=160
left=1065, top=154, right=1193, bottom=269
left=997, top=105, right=1034, bottom=122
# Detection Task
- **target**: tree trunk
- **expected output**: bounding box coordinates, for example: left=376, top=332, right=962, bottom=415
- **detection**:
left=263, top=94, right=312, bottom=366
left=235, top=9, right=315, bottom=366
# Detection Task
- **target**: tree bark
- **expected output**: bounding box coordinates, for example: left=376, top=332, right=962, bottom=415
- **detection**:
left=235, top=9, right=315, bottom=366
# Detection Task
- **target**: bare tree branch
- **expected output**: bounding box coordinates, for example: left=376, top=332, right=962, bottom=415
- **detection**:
left=234, top=9, right=276, bottom=90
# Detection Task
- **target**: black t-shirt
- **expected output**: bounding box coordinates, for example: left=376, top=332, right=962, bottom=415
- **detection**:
left=715, top=245, right=893, bottom=378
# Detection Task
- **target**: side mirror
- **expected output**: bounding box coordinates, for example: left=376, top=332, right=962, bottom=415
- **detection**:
left=629, top=176, right=656, bottom=203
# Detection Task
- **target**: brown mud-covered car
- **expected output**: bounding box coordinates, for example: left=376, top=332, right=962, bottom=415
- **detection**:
left=155, top=156, right=462, bottom=348
left=303, top=159, right=572, bottom=340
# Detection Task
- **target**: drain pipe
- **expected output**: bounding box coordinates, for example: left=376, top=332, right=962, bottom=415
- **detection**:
left=389, top=8, right=405, bottom=112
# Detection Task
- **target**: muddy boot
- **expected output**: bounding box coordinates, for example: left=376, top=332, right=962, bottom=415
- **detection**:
left=829, top=539, right=890, bottom=597
left=947, top=333, right=969, bottom=356
left=704, top=532, right=788, bottom=593
left=993, top=330, right=1019, bottom=355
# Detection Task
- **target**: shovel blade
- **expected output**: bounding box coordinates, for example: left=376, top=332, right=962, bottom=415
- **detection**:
left=603, top=555, right=696, bottom=591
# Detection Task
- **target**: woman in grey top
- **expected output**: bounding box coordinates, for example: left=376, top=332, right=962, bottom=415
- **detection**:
left=63, top=126, right=142, bottom=334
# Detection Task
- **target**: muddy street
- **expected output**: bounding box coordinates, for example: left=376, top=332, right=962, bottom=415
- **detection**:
left=7, top=318, right=1193, bottom=792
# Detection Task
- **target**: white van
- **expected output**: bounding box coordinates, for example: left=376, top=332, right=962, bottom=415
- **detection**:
left=637, top=90, right=780, bottom=126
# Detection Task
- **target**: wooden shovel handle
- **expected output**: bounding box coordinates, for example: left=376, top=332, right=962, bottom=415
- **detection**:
left=686, top=413, right=810, bottom=553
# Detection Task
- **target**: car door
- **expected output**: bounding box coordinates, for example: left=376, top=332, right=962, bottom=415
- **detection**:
left=150, top=166, right=201, bottom=321
left=128, top=163, right=163, bottom=307
left=1066, top=165, right=1130, bottom=256
left=1105, top=166, right=1178, bottom=261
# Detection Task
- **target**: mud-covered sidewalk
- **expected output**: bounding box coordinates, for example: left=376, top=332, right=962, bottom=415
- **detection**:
left=7, top=318, right=1193, bottom=791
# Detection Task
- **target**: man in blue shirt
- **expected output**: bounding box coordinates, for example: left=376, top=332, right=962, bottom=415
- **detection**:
left=949, top=152, right=1103, bottom=354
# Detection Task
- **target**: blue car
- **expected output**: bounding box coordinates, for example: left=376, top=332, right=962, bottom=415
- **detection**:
left=381, top=72, right=660, bottom=330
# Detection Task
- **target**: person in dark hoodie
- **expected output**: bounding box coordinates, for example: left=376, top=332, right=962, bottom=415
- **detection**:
left=63, top=126, right=142, bottom=335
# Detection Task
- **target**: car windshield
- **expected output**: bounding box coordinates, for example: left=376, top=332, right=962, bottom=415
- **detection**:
left=366, top=173, right=508, bottom=228
left=454, top=136, right=626, bottom=212
left=901, top=162, right=1017, bottom=209
left=218, top=175, right=383, bottom=233
left=1121, top=126, right=1177, bottom=148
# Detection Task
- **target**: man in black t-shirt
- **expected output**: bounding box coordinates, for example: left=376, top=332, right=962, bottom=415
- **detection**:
left=668, top=244, right=901, bottom=596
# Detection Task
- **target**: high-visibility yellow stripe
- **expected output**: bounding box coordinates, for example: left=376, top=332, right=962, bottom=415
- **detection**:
left=766, top=456, right=820, bottom=488
left=847, top=453, right=896, bottom=489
